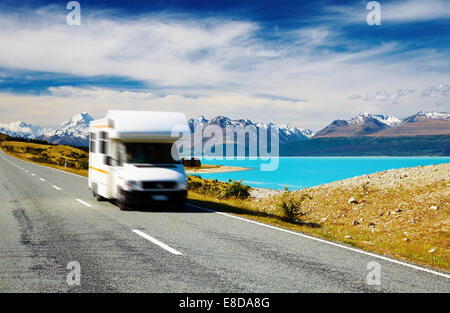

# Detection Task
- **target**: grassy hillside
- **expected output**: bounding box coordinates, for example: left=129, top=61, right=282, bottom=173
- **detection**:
left=280, top=135, right=450, bottom=156
left=0, top=140, right=89, bottom=176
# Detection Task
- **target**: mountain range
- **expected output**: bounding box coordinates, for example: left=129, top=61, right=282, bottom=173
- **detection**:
left=313, top=111, right=450, bottom=138
left=0, top=111, right=449, bottom=149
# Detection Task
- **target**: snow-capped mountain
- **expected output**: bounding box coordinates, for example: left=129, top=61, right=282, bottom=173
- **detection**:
left=0, top=121, right=51, bottom=139
left=188, top=115, right=313, bottom=143
left=314, top=111, right=450, bottom=138
left=314, top=112, right=400, bottom=137
left=403, top=110, right=450, bottom=123
left=348, top=112, right=402, bottom=127
left=38, top=113, right=93, bottom=146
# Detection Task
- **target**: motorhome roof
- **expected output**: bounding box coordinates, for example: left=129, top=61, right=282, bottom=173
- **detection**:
left=93, top=110, right=189, bottom=140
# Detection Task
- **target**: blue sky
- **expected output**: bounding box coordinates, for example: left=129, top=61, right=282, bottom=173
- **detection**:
left=0, top=0, right=449, bottom=129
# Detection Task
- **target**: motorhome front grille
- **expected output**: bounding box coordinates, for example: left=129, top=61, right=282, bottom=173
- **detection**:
left=142, top=181, right=177, bottom=189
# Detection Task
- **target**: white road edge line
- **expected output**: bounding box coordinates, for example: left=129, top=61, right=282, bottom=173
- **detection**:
left=52, top=185, right=61, bottom=191
left=188, top=203, right=450, bottom=279
left=132, top=229, right=182, bottom=256
left=76, top=199, right=92, bottom=207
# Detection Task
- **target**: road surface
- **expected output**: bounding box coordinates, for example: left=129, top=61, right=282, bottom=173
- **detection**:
left=0, top=149, right=448, bottom=292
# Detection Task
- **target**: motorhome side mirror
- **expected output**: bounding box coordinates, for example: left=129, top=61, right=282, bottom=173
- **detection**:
left=104, top=155, right=112, bottom=166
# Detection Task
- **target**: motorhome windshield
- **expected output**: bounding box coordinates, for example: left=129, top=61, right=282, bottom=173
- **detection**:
left=124, top=143, right=178, bottom=164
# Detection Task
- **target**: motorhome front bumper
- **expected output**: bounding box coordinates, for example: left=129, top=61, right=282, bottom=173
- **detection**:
left=121, top=189, right=187, bottom=206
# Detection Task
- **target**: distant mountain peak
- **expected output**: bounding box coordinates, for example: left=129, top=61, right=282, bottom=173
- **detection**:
left=188, top=115, right=312, bottom=143
left=60, top=112, right=93, bottom=126
left=413, top=111, right=450, bottom=121
left=37, top=113, right=94, bottom=146
left=348, top=112, right=402, bottom=127
left=315, top=110, right=450, bottom=138
left=0, top=120, right=49, bottom=139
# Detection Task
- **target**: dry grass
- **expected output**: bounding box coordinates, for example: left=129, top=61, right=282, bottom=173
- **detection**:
left=1, top=141, right=89, bottom=177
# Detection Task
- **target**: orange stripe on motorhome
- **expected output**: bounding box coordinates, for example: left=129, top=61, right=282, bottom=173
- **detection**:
left=93, top=125, right=110, bottom=128
left=89, top=166, right=109, bottom=174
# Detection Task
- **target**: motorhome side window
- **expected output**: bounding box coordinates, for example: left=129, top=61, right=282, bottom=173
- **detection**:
left=99, top=131, right=108, bottom=154
left=89, top=132, right=96, bottom=153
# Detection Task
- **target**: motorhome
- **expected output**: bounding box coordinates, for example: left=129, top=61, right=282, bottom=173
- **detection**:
left=88, top=110, right=189, bottom=210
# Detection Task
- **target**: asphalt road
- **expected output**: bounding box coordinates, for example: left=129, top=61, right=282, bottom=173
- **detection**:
left=0, top=149, right=448, bottom=292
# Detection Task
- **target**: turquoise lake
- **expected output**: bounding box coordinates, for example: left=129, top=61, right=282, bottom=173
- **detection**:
left=195, top=157, right=450, bottom=190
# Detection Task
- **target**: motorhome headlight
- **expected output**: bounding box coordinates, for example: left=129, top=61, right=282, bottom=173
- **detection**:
left=124, top=180, right=140, bottom=191
left=177, top=181, right=187, bottom=190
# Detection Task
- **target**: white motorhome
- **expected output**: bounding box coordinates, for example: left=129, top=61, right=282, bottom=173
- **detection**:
left=88, top=110, right=189, bottom=210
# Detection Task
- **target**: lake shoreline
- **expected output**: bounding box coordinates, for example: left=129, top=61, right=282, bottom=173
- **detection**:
left=186, top=165, right=251, bottom=174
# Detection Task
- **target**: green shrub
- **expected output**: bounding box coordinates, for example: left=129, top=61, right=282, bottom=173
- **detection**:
left=79, top=161, right=89, bottom=170
left=188, top=176, right=250, bottom=200
left=219, top=180, right=250, bottom=199
left=276, top=193, right=312, bottom=222
left=31, top=156, right=49, bottom=163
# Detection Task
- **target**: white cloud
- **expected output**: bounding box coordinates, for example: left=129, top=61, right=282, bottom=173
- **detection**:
left=326, top=0, right=450, bottom=24
left=421, top=83, right=449, bottom=97
left=0, top=7, right=449, bottom=130
left=350, top=89, right=415, bottom=102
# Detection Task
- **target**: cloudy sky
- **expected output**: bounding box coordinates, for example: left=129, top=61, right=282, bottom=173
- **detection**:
left=0, top=0, right=449, bottom=130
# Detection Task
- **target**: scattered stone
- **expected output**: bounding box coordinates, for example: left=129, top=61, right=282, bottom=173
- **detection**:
left=320, top=217, right=327, bottom=222
left=428, top=247, right=436, bottom=253
left=352, top=220, right=359, bottom=225
left=348, top=197, right=358, bottom=204
left=429, top=205, right=438, bottom=210
left=368, top=222, right=375, bottom=228
left=396, top=208, right=403, bottom=212
left=344, top=235, right=352, bottom=239
left=403, top=238, right=410, bottom=242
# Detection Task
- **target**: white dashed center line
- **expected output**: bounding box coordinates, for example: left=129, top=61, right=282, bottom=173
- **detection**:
left=76, top=199, right=92, bottom=207
left=52, top=185, right=61, bottom=190
left=40, top=178, right=45, bottom=182
left=132, top=229, right=182, bottom=256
